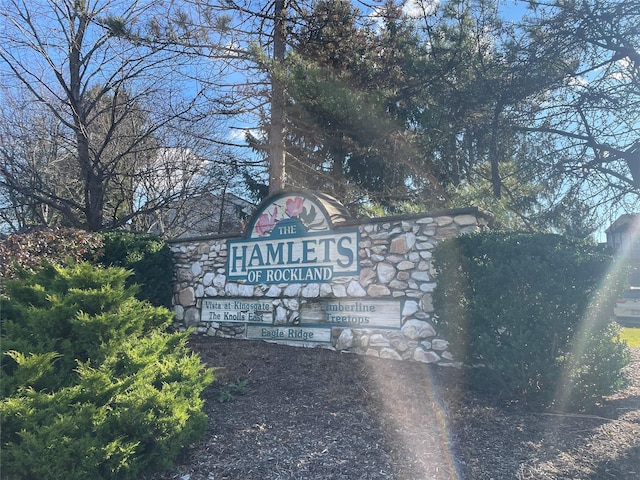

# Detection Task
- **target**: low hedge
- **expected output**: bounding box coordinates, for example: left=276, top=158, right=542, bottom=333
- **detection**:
left=98, top=230, right=173, bottom=307
left=432, top=231, right=630, bottom=409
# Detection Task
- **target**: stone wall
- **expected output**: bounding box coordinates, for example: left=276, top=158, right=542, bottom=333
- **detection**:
left=170, top=207, right=490, bottom=365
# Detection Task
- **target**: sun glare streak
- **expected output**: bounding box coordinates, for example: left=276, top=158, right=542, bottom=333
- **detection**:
left=363, top=356, right=462, bottom=479
left=553, top=216, right=639, bottom=412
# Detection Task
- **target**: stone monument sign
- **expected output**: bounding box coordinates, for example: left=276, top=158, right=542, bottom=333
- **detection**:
left=170, top=189, right=491, bottom=364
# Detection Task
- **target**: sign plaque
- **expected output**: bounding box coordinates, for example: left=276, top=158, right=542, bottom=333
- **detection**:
left=226, top=193, right=359, bottom=284
left=300, top=299, right=402, bottom=329
left=202, top=298, right=273, bottom=323
left=247, top=325, right=332, bottom=343
left=205, top=191, right=403, bottom=346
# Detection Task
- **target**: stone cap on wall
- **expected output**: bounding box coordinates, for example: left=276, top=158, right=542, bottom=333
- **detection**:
left=337, top=206, right=493, bottom=230
left=167, top=200, right=492, bottom=244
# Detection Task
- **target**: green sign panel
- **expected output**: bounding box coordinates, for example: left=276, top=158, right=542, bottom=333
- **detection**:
left=226, top=192, right=359, bottom=285
left=246, top=325, right=332, bottom=343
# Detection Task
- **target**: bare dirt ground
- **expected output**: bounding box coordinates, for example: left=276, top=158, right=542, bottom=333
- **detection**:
left=146, top=337, right=640, bottom=480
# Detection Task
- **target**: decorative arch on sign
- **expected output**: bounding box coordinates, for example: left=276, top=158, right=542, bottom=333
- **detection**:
left=244, top=189, right=352, bottom=239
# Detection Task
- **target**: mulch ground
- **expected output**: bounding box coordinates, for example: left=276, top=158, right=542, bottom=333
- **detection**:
left=145, top=337, right=640, bottom=480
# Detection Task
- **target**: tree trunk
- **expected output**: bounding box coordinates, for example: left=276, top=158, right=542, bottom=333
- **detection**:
left=490, top=103, right=503, bottom=199
left=269, top=0, right=286, bottom=194
left=69, top=4, right=104, bottom=231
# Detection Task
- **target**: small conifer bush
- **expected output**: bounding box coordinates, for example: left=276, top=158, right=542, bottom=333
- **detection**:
left=1, top=263, right=213, bottom=479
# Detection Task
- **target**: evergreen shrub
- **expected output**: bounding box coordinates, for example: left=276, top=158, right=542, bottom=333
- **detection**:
left=97, top=231, right=173, bottom=307
left=432, top=231, right=630, bottom=409
left=1, top=264, right=214, bottom=479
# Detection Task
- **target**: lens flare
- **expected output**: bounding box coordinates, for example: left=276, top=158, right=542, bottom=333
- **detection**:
left=363, top=356, right=462, bottom=479
left=553, top=215, right=639, bottom=412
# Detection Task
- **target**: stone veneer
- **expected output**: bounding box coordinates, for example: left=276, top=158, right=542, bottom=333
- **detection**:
left=170, top=207, right=490, bottom=365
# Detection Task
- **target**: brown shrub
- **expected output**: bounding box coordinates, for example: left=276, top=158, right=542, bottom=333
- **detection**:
left=0, top=227, right=103, bottom=288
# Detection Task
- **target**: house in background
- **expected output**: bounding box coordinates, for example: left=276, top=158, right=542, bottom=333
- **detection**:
left=146, top=191, right=254, bottom=240
left=606, top=214, right=640, bottom=287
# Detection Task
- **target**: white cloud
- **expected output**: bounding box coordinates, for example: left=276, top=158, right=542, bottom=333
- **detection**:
left=370, top=0, right=440, bottom=31
left=403, top=0, right=439, bottom=18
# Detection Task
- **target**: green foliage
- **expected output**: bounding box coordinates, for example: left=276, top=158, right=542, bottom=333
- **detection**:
left=1, top=264, right=169, bottom=391
left=98, top=230, right=173, bottom=307
left=1, top=264, right=213, bottom=479
left=251, top=0, right=448, bottom=211
left=432, top=232, right=630, bottom=409
left=447, top=161, right=601, bottom=237
left=218, top=379, right=248, bottom=403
